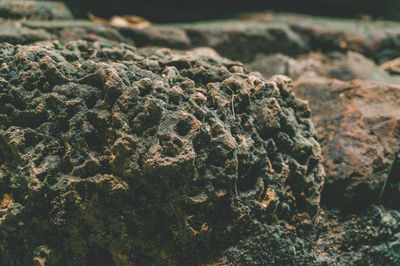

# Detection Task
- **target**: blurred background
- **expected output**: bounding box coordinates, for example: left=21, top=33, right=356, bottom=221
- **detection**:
left=58, top=0, right=400, bottom=22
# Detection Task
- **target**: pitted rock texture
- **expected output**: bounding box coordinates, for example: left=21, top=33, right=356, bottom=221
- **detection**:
left=294, top=78, right=400, bottom=208
left=0, top=40, right=324, bottom=265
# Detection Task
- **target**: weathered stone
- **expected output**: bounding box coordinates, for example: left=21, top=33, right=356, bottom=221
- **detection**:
left=294, top=77, right=400, bottom=208
left=0, top=40, right=323, bottom=265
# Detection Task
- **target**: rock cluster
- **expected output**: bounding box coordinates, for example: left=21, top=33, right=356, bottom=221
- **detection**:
left=1, top=3, right=400, bottom=264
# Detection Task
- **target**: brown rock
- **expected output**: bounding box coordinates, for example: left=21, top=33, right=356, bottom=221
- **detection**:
left=294, top=77, right=400, bottom=207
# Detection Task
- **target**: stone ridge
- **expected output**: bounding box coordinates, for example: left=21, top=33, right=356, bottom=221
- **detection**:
left=0, top=40, right=323, bottom=264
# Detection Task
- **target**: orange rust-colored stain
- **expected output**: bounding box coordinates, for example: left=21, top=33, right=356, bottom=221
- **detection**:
left=201, top=223, right=209, bottom=232
left=210, top=92, right=217, bottom=104
left=195, top=87, right=208, bottom=94
left=216, top=189, right=227, bottom=197
left=160, top=249, right=168, bottom=259
left=261, top=188, right=275, bottom=208
left=0, top=194, right=13, bottom=208
left=267, top=160, right=275, bottom=174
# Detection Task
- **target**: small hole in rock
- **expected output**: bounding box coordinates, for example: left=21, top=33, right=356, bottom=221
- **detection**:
left=237, top=164, right=262, bottom=192
left=176, top=120, right=191, bottom=136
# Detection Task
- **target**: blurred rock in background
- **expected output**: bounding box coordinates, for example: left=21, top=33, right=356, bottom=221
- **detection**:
left=56, top=0, right=400, bottom=22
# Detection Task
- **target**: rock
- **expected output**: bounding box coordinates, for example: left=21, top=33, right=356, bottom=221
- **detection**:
left=382, top=149, right=400, bottom=209
left=181, top=21, right=309, bottom=62
left=220, top=223, right=315, bottom=264
left=0, top=20, right=134, bottom=45
left=166, top=12, right=400, bottom=64
left=315, top=205, right=400, bottom=265
left=0, top=40, right=324, bottom=265
left=247, top=53, right=292, bottom=79
left=247, top=51, right=400, bottom=83
left=118, top=25, right=191, bottom=49
left=2, top=19, right=187, bottom=48
left=4, top=10, right=400, bottom=65
left=23, top=20, right=131, bottom=45
left=381, top=57, right=400, bottom=75
left=0, top=0, right=73, bottom=20
left=0, top=23, right=53, bottom=44
left=294, top=77, right=400, bottom=208
left=242, top=23, right=400, bottom=211
left=270, top=13, right=400, bottom=64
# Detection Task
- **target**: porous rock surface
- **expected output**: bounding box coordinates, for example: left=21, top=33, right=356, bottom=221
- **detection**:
left=0, top=40, right=324, bottom=265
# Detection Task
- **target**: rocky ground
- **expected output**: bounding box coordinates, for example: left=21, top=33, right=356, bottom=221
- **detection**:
left=0, top=1, right=399, bottom=265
